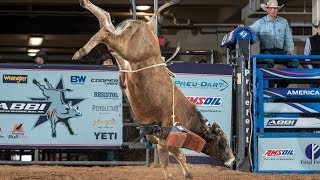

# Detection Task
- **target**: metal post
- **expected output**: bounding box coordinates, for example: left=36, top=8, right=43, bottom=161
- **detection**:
left=131, top=0, right=136, bottom=20
left=235, top=40, right=252, bottom=172
left=210, top=49, right=214, bottom=64
left=34, top=149, right=39, bottom=161
left=312, top=0, right=320, bottom=35
left=154, top=0, right=158, bottom=35
left=146, top=149, right=150, bottom=167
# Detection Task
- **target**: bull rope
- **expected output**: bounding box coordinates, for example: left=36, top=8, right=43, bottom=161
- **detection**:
left=118, top=46, right=181, bottom=78
left=171, top=79, right=175, bottom=125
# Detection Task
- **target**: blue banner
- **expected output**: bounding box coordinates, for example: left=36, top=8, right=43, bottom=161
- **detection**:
left=258, top=137, right=320, bottom=172
left=0, top=65, right=122, bottom=148
left=264, top=88, right=320, bottom=99
left=171, top=63, right=232, bottom=156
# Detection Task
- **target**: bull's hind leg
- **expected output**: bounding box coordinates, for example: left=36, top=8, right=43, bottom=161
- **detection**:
left=79, top=0, right=115, bottom=31
left=157, top=145, right=175, bottom=180
left=168, top=147, right=193, bottom=180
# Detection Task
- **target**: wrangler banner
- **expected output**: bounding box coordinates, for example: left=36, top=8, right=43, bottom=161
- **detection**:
left=0, top=64, right=122, bottom=148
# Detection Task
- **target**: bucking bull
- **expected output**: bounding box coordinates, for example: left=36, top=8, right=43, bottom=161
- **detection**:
left=72, top=0, right=235, bottom=179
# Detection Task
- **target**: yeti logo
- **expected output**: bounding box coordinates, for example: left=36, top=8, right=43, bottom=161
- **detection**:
left=33, top=78, right=82, bottom=138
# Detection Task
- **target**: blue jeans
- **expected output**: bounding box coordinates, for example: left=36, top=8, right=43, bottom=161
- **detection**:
left=259, top=49, right=299, bottom=68
left=259, top=49, right=300, bottom=88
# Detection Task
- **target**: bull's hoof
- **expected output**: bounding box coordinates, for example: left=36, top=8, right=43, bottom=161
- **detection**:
left=72, top=49, right=84, bottom=61
left=184, top=172, right=193, bottom=180
left=79, top=0, right=87, bottom=7
left=44, top=78, right=48, bottom=82
left=165, top=173, right=176, bottom=180
left=32, top=79, right=38, bottom=84
left=52, top=133, right=56, bottom=138
left=70, top=131, right=75, bottom=135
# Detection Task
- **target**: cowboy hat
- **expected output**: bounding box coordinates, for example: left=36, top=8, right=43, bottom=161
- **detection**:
left=261, top=0, right=284, bottom=11
left=35, top=50, right=48, bottom=61
left=313, top=20, right=320, bottom=28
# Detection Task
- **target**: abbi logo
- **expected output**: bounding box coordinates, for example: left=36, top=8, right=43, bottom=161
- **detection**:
left=301, top=144, right=320, bottom=165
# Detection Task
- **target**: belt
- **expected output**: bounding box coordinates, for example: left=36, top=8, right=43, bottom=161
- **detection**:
left=261, top=48, right=284, bottom=51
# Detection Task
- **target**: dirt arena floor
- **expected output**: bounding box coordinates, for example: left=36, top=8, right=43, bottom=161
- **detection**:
left=0, top=164, right=319, bottom=180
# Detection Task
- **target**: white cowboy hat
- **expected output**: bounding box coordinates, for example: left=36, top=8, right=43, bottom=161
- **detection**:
left=261, top=0, right=284, bottom=11
left=313, top=20, right=320, bottom=28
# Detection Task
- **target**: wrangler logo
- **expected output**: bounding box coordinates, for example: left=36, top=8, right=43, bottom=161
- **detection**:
left=3, top=75, right=28, bottom=83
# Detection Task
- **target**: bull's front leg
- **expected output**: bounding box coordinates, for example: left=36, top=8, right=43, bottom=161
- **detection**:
left=72, top=29, right=104, bottom=60
left=168, top=147, right=193, bottom=180
left=158, top=140, right=176, bottom=180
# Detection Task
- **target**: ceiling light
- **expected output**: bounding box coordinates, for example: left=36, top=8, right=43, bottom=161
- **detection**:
left=27, top=49, right=40, bottom=53
left=136, top=5, right=151, bottom=11
left=28, top=52, right=37, bottom=57
left=28, top=36, right=43, bottom=46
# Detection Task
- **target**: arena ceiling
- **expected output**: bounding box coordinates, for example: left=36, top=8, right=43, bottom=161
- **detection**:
left=0, top=0, right=312, bottom=63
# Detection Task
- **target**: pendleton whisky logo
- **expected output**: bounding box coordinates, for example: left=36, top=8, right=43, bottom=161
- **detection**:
left=3, top=75, right=28, bottom=83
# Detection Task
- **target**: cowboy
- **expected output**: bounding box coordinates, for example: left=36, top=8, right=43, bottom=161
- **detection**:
left=304, top=20, right=320, bottom=88
left=34, top=50, right=48, bottom=65
left=249, top=0, right=299, bottom=87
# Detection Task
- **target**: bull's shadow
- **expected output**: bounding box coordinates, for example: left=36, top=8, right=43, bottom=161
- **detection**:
left=33, top=78, right=82, bottom=137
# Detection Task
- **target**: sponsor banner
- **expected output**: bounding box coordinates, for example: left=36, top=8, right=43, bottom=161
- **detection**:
left=173, top=67, right=232, bottom=155
left=264, top=88, right=320, bottom=99
left=0, top=65, right=122, bottom=147
left=258, top=137, right=320, bottom=171
left=264, top=102, right=320, bottom=113
left=261, top=68, right=320, bottom=79
left=264, top=118, right=320, bottom=128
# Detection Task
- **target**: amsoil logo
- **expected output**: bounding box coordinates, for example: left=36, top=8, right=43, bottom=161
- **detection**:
left=8, top=123, right=28, bottom=139
left=186, top=96, right=222, bottom=106
left=301, top=144, right=320, bottom=165
left=3, top=75, right=28, bottom=83
left=262, top=149, right=294, bottom=157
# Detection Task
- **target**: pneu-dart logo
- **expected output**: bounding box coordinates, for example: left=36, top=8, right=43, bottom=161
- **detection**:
left=0, top=78, right=85, bottom=138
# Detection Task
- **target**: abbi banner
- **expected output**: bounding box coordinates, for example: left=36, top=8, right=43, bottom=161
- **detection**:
left=0, top=65, right=122, bottom=148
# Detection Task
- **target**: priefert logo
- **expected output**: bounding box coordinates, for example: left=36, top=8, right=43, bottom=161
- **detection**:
left=301, top=144, right=320, bottom=165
